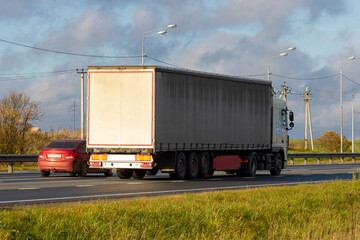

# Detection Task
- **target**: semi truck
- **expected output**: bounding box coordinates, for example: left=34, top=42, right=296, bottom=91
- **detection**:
left=87, top=66, right=294, bottom=180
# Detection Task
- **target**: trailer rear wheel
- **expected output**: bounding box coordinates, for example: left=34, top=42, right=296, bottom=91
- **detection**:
left=133, top=170, right=146, bottom=179
left=116, top=169, right=133, bottom=179
left=104, top=170, right=113, bottom=177
left=270, top=153, right=282, bottom=176
left=186, top=152, right=199, bottom=179
left=198, top=151, right=210, bottom=178
left=146, top=169, right=159, bottom=175
left=169, top=152, right=187, bottom=180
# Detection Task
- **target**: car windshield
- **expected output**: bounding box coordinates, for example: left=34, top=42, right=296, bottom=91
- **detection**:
left=46, top=141, right=80, bottom=149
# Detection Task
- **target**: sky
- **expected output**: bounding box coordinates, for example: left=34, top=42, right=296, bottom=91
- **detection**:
left=0, top=0, right=360, bottom=141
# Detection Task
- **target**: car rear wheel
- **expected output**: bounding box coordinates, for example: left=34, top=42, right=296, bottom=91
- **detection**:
left=41, top=170, right=50, bottom=177
left=80, top=162, right=88, bottom=177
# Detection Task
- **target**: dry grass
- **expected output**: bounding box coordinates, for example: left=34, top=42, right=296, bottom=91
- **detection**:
left=0, top=181, right=360, bottom=239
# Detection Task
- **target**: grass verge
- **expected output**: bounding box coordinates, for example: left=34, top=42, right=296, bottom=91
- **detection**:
left=1, top=181, right=360, bottom=239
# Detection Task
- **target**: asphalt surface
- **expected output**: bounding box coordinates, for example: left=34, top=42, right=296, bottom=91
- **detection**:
left=1, top=164, right=360, bottom=207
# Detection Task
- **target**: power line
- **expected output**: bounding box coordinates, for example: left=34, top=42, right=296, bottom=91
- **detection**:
left=342, top=74, right=360, bottom=87
left=146, top=55, right=186, bottom=68
left=0, top=69, right=75, bottom=76
left=0, top=69, right=75, bottom=81
left=0, top=38, right=141, bottom=59
left=272, top=73, right=339, bottom=80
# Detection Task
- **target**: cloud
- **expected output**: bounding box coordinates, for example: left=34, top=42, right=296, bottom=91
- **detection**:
left=0, top=0, right=356, bottom=137
left=41, top=9, right=121, bottom=52
left=0, top=0, right=45, bottom=20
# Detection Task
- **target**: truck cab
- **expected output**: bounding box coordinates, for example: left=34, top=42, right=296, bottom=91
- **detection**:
left=272, top=97, right=294, bottom=169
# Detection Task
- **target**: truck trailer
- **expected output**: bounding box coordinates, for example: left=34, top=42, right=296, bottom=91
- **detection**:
left=87, top=66, right=294, bottom=180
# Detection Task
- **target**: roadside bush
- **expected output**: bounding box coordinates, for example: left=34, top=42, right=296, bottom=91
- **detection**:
left=317, top=131, right=351, bottom=152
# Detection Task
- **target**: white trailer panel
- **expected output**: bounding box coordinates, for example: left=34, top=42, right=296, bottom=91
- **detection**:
left=87, top=69, right=154, bottom=148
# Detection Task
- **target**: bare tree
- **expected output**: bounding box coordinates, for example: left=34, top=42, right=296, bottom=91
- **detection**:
left=0, top=92, right=43, bottom=154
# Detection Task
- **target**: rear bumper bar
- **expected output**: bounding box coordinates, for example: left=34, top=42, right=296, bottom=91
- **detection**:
left=89, top=154, right=153, bottom=169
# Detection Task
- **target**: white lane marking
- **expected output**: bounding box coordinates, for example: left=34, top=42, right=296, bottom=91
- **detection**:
left=18, top=188, right=40, bottom=190
left=0, top=180, right=336, bottom=205
left=171, top=180, right=186, bottom=183
left=126, top=182, right=143, bottom=185
left=76, top=185, right=94, bottom=187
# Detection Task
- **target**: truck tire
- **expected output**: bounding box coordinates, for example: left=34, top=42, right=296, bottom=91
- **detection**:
left=146, top=169, right=159, bottom=175
left=104, top=170, right=113, bottom=177
left=133, top=170, right=146, bottom=179
left=244, top=153, right=257, bottom=177
left=270, top=153, right=282, bottom=176
left=186, top=152, right=199, bottom=179
left=116, top=169, right=133, bottom=179
left=169, top=152, right=187, bottom=180
left=198, top=151, right=210, bottom=178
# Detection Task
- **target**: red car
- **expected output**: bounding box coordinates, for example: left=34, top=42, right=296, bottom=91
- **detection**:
left=38, top=139, right=112, bottom=177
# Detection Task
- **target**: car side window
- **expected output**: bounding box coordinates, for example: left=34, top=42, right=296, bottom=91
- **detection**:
left=80, top=142, right=86, bottom=151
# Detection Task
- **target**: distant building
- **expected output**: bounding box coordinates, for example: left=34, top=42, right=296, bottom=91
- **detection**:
left=29, top=127, right=41, bottom=133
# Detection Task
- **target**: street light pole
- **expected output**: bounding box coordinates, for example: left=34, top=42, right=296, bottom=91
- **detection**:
left=352, top=93, right=355, bottom=153
left=340, top=56, right=355, bottom=153
left=142, top=24, right=177, bottom=66
left=77, top=68, right=86, bottom=139
left=267, top=47, right=296, bottom=81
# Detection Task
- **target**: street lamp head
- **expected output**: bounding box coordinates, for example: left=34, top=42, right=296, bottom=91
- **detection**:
left=349, top=56, right=355, bottom=60
left=167, top=24, right=177, bottom=28
left=280, top=52, right=288, bottom=56
left=288, top=46, right=296, bottom=51
left=158, top=30, right=167, bottom=35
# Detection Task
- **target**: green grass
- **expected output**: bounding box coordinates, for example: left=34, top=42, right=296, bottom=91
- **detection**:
left=1, top=181, right=360, bottom=239
left=288, top=139, right=360, bottom=164
left=0, top=162, right=38, bottom=172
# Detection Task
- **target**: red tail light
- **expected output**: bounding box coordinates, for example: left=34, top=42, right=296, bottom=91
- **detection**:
left=90, top=162, right=102, bottom=167
left=66, top=153, right=77, bottom=159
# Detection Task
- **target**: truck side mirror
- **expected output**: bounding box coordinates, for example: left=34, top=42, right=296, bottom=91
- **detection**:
left=289, top=111, right=294, bottom=122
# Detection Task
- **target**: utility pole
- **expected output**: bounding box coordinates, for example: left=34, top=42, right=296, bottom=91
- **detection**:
left=77, top=69, right=86, bottom=139
left=302, top=87, right=314, bottom=150
left=278, top=82, right=292, bottom=102
left=73, top=100, right=76, bottom=132
left=352, top=93, right=355, bottom=153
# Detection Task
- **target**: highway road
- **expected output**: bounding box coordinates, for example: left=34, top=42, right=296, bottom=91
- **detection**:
left=1, top=164, right=359, bottom=207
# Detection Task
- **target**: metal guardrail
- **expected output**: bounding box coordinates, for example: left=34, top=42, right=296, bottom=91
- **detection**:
left=287, top=152, right=360, bottom=165
left=1, top=153, right=360, bottom=174
left=0, top=154, right=38, bottom=174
